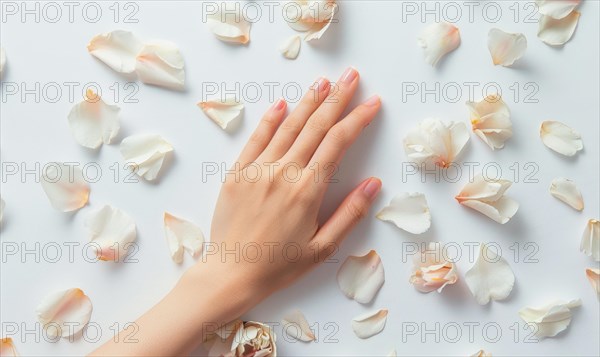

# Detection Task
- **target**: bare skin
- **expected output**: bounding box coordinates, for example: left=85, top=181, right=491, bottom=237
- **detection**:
left=90, top=67, right=382, bottom=356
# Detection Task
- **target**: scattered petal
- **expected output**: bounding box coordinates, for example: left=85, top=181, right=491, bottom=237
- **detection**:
left=585, top=268, right=599, bottom=296
left=198, top=98, right=244, bottom=130
left=488, top=28, right=527, bottom=67
left=36, top=288, right=93, bottom=338
left=471, top=350, right=492, bottom=357
left=465, top=244, right=515, bottom=305
left=410, top=242, right=458, bottom=293
left=580, top=219, right=599, bottom=261
left=466, top=94, right=512, bottom=150
left=351, top=309, right=388, bottom=339
left=549, top=178, right=584, bottom=211
left=376, top=192, right=431, bottom=234
left=85, top=205, right=137, bottom=261
left=163, top=212, right=204, bottom=263
left=337, top=250, right=385, bottom=304
left=403, top=118, right=470, bottom=168
left=67, top=89, right=120, bottom=149
left=40, top=163, right=90, bottom=212
left=206, top=3, right=251, bottom=44
left=540, top=120, right=583, bottom=156
left=230, top=321, right=276, bottom=357
left=456, top=174, right=519, bottom=224
left=135, top=41, right=185, bottom=90
left=87, top=30, right=143, bottom=74
left=286, top=1, right=338, bottom=41
left=519, top=299, right=581, bottom=339
left=417, top=22, right=461, bottom=66
left=536, top=0, right=580, bottom=19
left=538, top=11, right=580, bottom=46
left=279, top=35, right=301, bottom=59
left=282, top=309, right=315, bottom=342
left=0, top=47, right=6, bottom=78
left=120, top=134, right=174, bottom=181
left=0, top=338, right=19, bottom=356
left=0, top=196, right=5, bottom=225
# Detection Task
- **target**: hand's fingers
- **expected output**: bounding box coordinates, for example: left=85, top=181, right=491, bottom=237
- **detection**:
left=284, top=67, right=360, bottom=166
left=236, top=99, right=287, bottom=167
left=311, top=177, right=382, bottom=258
left=258, top=78, right=330, bottom=162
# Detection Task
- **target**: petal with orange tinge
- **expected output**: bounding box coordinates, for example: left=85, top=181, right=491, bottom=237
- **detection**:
left=538, top=11, right=580, bottom=46
left=40, top=163, right=90, bottom=212
left=206, top=3, right=251, bottom=44
left=135, top=41, right=185, bottom=90
left=351, top=309, right=388, bottom=339
left=87, top=30, right=143, bottom=74
left=120, top=133, right=174, bottom=181
left=456, top=174, right=519, bottom=224
left=586, top=268, right=599, bottom=296
left=85, top=205, right=137, bottom=261
left=279, top=35, right=301, bottom=59
left=466, top=94, right=512, bottom=150
left=337, top=250, right=384, bottom=304
left=198, top=98, right=244, bottom=131
left=580, top=219, right=599, bottom=261
left=519, top=299, right=581, bottom=338
left=409, top=242, right=458, bottom=293
left=36, top=288, right=93, bottom=338
left=0, top=338, right=19, bottom=356
left=376, top=192, right=431, bottom=234
left=68, top=89, right=120, bottom=149
left=540, top=120, right=583, bottom=156
left=282, top=309, right=315, bottom=342
left=536, top=0, right=580, bottom=19
left=418, top=22, right=461, bottom=66
left=164, top=212, right=204, bottom=263
left=549, top=178, right=584, bottom=211
left=488, top=28, right=527, bottom=67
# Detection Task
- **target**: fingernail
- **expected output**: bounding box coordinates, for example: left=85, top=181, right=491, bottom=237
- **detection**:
left=362, top=178, right=381, bottom=200
left=340, top=67, right=358, bottom=84
left=316, top=77, right=330, bottom=92
left=273, top=98, right=286, bottom=111
left=363, top=95, right=380, bottom=107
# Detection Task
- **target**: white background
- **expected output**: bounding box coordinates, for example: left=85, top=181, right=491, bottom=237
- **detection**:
left=1, top=1, right=599, bottom=356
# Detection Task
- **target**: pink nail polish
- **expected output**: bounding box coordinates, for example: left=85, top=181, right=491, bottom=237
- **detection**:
left=316, top=77, right=330, bottom=92
left=362, top=178, right=381, bottom=200
left=363, top=95, right=380, bottom=107
left=273, top=98, right=286, bottom=111
left=340, top=67, right=358, bottom=84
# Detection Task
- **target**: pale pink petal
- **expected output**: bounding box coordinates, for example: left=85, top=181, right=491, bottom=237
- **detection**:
left=40, top=163, right=90, bottom=212
left=465, top=244, right=515, bottom=305
left=0, top=338, right=19, bottom=356
left=36, top=288, right=93, bottom=338
left=120, top=134, right=174, bottom=181
left=282, top=309, right=315, bottom=342
left=207, top=3, right=251, bottom=44
left=67, top=89, right=120, bottom=149
left=337, top=250, right=385, bottom=304
left=418, top=22, right=461, bottom=66
left=466, top=94, right=512, bottom=150
left=586, top=268, right=599, bottom=296
left=198, top=98, right=244, bottom=130
left=488, top=28, right=527, bottom=67
left=519, top=299, right=581, bottom=338
left=580, top=219, right=600, bottom=261
left=540, top=120, right=583, bottom=156
left=351, top=309, right=388, bottom=339
left=279, top=35, right=301, bottom=59
left=538, top=11, right=580, bottom=46
left=85, top=205, right=137, bottom=261
left=549, top=178, right=584, bottom=211
left=403, top=118, right=469, bottom=168
left=410, top=242, right=458, bottom=293
left=164, top=212, right=204, bottom=263
left=536, top=0, right=580, bottom=19
left=135, top=41, right=185, bottom=90
left=87, top=30, right=143, bottom=74
left=376, top=192, right=431, bottom=234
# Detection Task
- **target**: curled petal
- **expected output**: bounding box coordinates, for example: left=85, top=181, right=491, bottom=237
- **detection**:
left=282, top=309, right=315, bottom=342
left=488, top=28, right=527, bottom=67
left=163, top=212, right=204, bottom=263
left=538, top=11, right=580, bottom=46
left=40, top=163, right=90, bottom=212
left=337, top=250, right=385, bottom=304
left=85, top=205, right=137, bottom=261
left=540, top=120, right=583, bottom=156
left=87, top=30, right=143, bottom=74
left=580, top=219, right=600, bottom=261
left=586, top=268, right=600, bottom=296
left=135, top=41, right=185, bottom=90
left=198, top=98, right=244, bottom=130
left=465, top=244, right=515, bottom=305
left=0, top=338, right=19, bottom=356
left=456, top=175, right=519, bottom=224
left=206, top=3, right=251, bottom=44
left=351, top=309, right=388, bottom=339
left=120, top=134, right=174, bottom=181
left=536, top=0, right=580, bottom=19
left=519, top=299, right=581, bottom=339
left=279, top=35, right=301, bottom=60
left=376, top=192, right=431, bottom=234
left=410, top=242, right=458, bottom=293
left=549, top=178, right=584, bottom=211
left=286, top=1, right=337, bottom=41
left=466, top=95, right=512, bottom=150
left=304, top=3, right=337, bottom=41
left=67, top=89, right=120, bottom=149
left=36, top=288, right=93, bottom=338
left=0, top=47, right=6, bottom=78
left=417, top=22, right=461, bottom=66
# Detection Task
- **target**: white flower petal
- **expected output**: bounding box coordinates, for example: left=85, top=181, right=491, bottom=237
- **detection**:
left=536, top=0, right=580, bottom=19
left=85, top=205, right=137, bottom=261
left=403, top=118, right=470, bottom=168
left=286, top=1, right=337, bottom=41
left=87, top=30, right=143, bottom=74
left=388, top=349, right=397, bottom=357
left=538, top=11, right=580, bottom=46
left=135, top=41, right=185, bottom=90
left=456, top=175, right=519, bottom=224
left=586, top=268, right=600, bottom=296
left=206, top=3, right=251, bottom=44
left=229, top=321, right=276, bottom=357
left=540, top=120, right=583, bottom=156
left=36, top=288, right=93, bottom=338
left=304, top=3, right=337, bottom=41
left=337, top=250, right=385, bottom=304
left=549, top=178, right=584, bottom=211
left=67, top=89, right=120, bottom=149
left=198, top=98, right=244, bottom=130
left=410, top=242, right=458, bottom=293
left=120, top=134, right=174, bottom=181
left=279, top=35, right=301, bottom=59
left=0, top=47, right=6, bottom=78
left=488, top=28, right=527, bottom=67
left=376, top=193, right=431, bottom=234
left=580, top=219, right=600, bottom=261
left=417, top=22, right=461, bottom=66
left=519, top=299, right=581, bottom=339
left=467, top=95, right=512, bottom=150
left=163, top=212, right=204, bottom=263
left=0, top=196, right=5, bottom=225
left=282, top=309, right=315, bottom=342
left=351, top=309, right=388, bottom=339
left=465, top=244, right=515, bottom=305
left=0, top=338, right=19, bottom=356
left=471, top=350, right=492, bottom=357
left=40, top=163, right=90, bottom=212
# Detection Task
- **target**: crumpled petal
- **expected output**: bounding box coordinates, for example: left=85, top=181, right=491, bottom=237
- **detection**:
left=40, top=163, right=90, bottom=212
left=67, top=89, right=120, bottom=149
left=540, top=120, right=583, bottom=156
left=163, top=212, right=204, bottom=263
left=417, top=22, right=461, bottom=66
left=286, top=1, right=337, bottom=41
left=337, top=250, right=384, bottom=304
left=0, top=47, right=6, bottom=78
left=403, top=118, right=470, bottom=168
left=465, top=244, right=515, bottom=305
left=206, top=2, right=251, bottom=44
left=0, top=196, right=5, bottom=225
left=538, top=11, right=580, bottom=46
left=228, top=321, right=276, bottom=357
left=282, top=309, right=315, bottom=342
left=586, top=268, right=600, bottom=296
left=351, top=309, right=388, bottom=339
left=135, top=41, right=185, bottom=90
left=519, top=299, right=581, bottom=339
left=120, top=134, right=174, bottom=181
left=580, top=219, right=599, bottom=261
left=36, top=288, right=93, bottom=338
left=0, top=338, right=19, bottom=356
left=410, top=242, right=458, bottom=293
left=466, top=94, right=512, bottom=150
left=536, top=0, right=580, bottom=19
left=549, top=178, right=584, bottom=211
left=87, top=30, right=143, bottom=74
left=279, top=35, right=301, bottom=59
left=376, top=192, right=431, bottom=234
left=456, top=174, right=519, bottom=224
left=198, top=98, right=244, bottom=130
left=85, top=205, right=137, bottom=261
left=488, top=28, right=527, bottom=67
left=471, top=350, right=491, bottom=357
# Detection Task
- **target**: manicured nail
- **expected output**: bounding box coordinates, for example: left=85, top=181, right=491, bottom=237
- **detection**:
left=273, top=98, right=286, bottom=111
left=340, top=67, right=358, bottom=84
left=362, top=178, right=382, bottom=200
left=316, top=77, right=330, bottom=92
left=363, top=95, right=380, bottom=107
